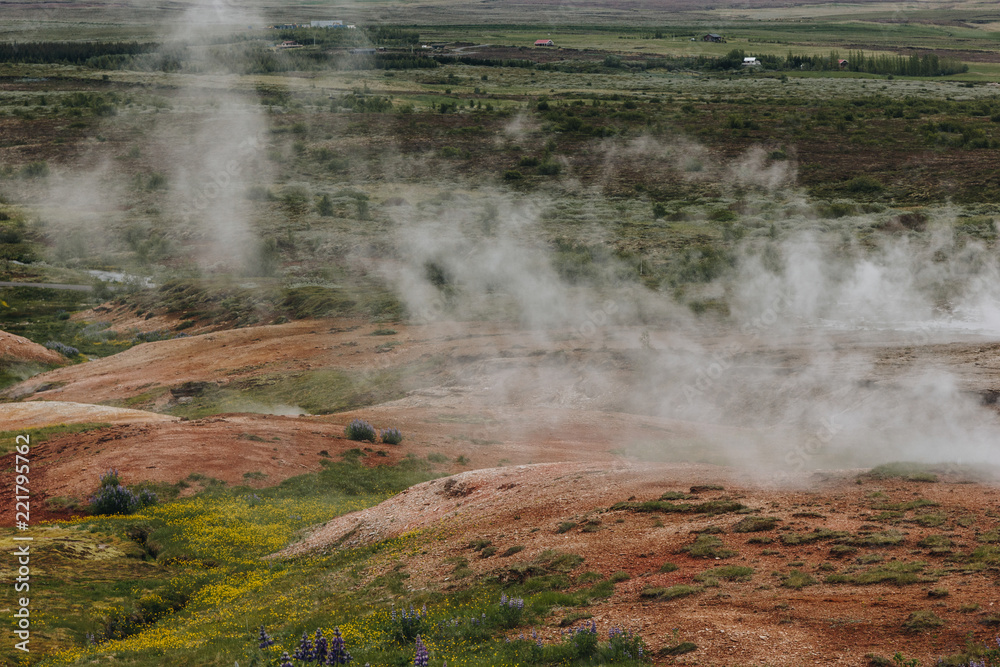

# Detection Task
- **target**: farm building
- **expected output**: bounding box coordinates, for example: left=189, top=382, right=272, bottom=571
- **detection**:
left=311, top=20, right=344, bottom=28
left=742, top=56, right=760, bottom=66
left=703, top=33, right=723, bottom=42
left=534, top=39, right=555, bottom=46
left=838, top=59, right=849, bottom=68
left=276, top=40, right=302, bottom=49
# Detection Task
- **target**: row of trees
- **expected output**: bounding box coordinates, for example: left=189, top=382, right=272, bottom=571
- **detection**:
left=0, top=41, right=153, bottom=64
left=786, top=50, right=967, bottom=76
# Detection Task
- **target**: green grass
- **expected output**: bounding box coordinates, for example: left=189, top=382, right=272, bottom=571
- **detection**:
left=732, top=516, right=779, bottom=533
left=871, top=498, right=940, bottom=512
left=682, top=535, right=736, bottom=559
left=639, top=585, right=701, bottom=601
left=781, top=569, right=817, bottom=589
left=903, top=610, right=945, bottom=633
left=864, top=462, right=940, bottom=482
left=780, top=529, right=850, bottom=546
left=0, top=422, right=113, bottom=455
left=167, top=358, right=448, bottom=417
left=825, top=561, right=929, bottom=586
left=610, top=499, right=746, bottom=514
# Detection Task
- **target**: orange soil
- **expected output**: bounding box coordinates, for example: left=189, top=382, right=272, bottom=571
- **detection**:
left=0, top=329, right=64, bottom=365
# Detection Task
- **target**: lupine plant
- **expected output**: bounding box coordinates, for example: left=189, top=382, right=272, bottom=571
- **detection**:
left=380, top=427, right=403, bottom=445
left=292, top=631, right=314, bottom=661
left=89, top=469, right=158, bottom=516
left=259, top=626, right=276, bottom=649
left=497, top=594, right=526, bottom=628
left=391, top=603, right=430, bottom=643
left=45, top=340, right=80, bottom=357
left=344, top=419, right=377, bottom=443
left=606, top=627, right=646, bottom=661
left=565, top=621, right=599, bottom=657
left=278, top=627, right=353, bottom=665
left=413, top=636, right=429, bottom=667
left=327, top=627, right=352, bottom=665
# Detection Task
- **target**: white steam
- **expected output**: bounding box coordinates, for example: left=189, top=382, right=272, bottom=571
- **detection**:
left=379, top=146, right=1000, bottom=479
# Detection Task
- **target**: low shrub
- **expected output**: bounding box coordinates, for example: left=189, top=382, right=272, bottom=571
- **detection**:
left=732, top=516, right=778, bottom=533
left=380, top=428, right=403, bottom=445
left=89, top=469, right=157, bottom=516
left=903, top=610, right=945, bottom=633
left=640, top=585, right=700, bottom=600
left=782, top=570, right=817, bottom=589
left=344, top=419, right=377, bottom=442
left=682, top=535, right=736, bottom=559
left=45, top=340, right=80, bottom=357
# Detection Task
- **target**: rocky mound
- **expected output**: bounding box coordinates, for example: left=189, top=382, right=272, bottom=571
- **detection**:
left=0, top=330, right=63, bottom=365
left=0, top=401, right=176, bottom=431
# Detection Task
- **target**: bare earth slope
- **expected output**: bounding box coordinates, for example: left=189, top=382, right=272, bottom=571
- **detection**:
left=0, top=329, right=64, bottom=365
left=0, top=401, right=175, bottom=431
left=278, top=461, right=1000, bottom=666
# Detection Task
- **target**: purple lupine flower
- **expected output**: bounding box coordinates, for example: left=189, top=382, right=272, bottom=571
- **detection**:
left=280, top=652, right=294, bottom=667
left=391, top=606, right=397, bottom=621
left=258, top=626, right=276, bottom=649
left=292, top=631, right=314, bottom=661
left=500, top=594, right=508, bottom=605
left=314, top=629, right=329, bottom=663
left=327, top=627, right=352, bottom=665
left=413, top=635, right=429, bottom=667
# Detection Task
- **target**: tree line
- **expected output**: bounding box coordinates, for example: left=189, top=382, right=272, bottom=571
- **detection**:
left=0, top=41, right=154, bottom=64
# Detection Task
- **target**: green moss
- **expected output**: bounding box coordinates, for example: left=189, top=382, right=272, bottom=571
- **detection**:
left=682, top=535, right=736, bottom=559
left=903, top=610, right=945, bottom=633
left=732, top=516, right=779, bottom=533
left=825, top=560, right=928, bottom=586
left=781, top=570, right=817, bottom=589
left=610, top=499, right=745, bottom=515
left=0, top=422, right=113, bottom=455
left=639, top=585, right=700, bottom=600
left=780, top=529, right=849, bottom=546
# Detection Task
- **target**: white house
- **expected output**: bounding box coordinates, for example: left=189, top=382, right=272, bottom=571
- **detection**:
left=742, top=56, right=760, bottom=67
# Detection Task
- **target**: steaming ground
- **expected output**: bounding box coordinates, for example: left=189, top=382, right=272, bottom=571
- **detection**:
left=7, top=310, right=1000, bottom=480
